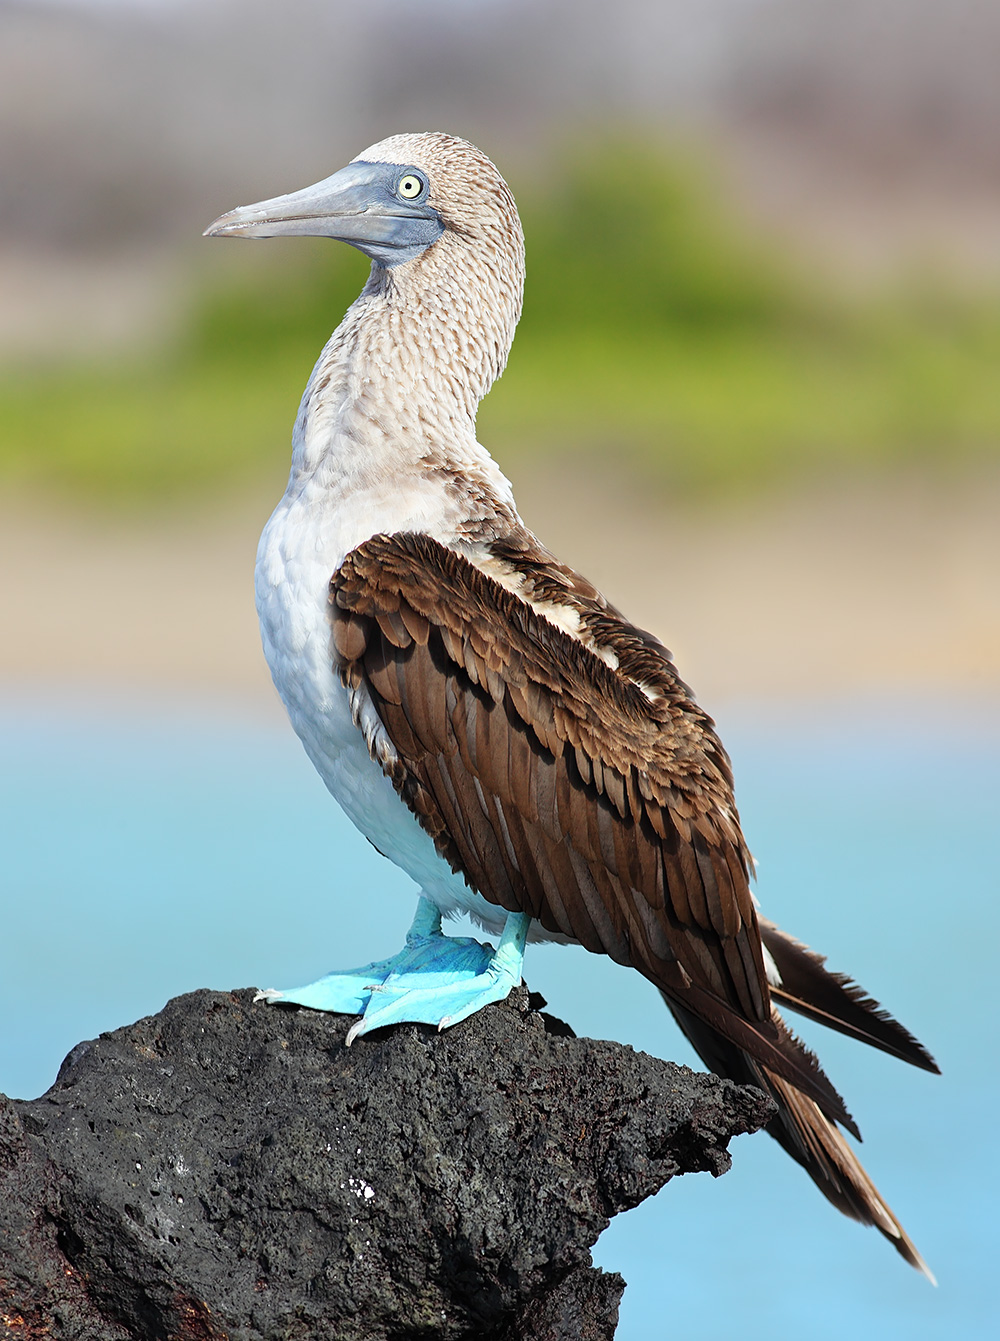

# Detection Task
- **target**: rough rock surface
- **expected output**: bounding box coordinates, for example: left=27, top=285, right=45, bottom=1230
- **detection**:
left=0, top=987, right=773, bottom=1340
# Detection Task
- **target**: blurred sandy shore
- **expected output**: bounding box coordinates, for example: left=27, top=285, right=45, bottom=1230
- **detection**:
left=1, top=467, right=997, bottom=718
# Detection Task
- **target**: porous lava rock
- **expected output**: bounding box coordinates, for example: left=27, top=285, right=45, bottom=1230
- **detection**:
left=0, top=987, right=773, bottom=1339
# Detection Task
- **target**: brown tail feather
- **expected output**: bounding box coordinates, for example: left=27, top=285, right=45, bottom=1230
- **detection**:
left=662, top=996, right=935, bottom=1280
left=678, top=980, right=861, bottom=1137
left=759, top=919, right=940, bottom=1074
left=763, top=1069, right=935, bottom=1280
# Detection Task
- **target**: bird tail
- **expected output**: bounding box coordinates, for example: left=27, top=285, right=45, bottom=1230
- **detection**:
left=661, top=936, right=938, bottom=1280
left=757, top=918, right=939, bottom=1074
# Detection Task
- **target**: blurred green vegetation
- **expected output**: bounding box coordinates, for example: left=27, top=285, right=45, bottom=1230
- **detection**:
left=2, top=142, right=999, bottom=505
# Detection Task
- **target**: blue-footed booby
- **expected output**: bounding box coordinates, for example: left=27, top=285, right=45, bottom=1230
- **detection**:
left=205, top=132, right=938, bottom=1275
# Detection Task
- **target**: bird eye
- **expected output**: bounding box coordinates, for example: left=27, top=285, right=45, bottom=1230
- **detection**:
left=397, top=174, right=424, bottom=200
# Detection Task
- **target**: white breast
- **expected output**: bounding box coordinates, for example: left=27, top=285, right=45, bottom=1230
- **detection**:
left=256, top=447, right=546, bottom=939
left=252, top=326, right=569, bottom=944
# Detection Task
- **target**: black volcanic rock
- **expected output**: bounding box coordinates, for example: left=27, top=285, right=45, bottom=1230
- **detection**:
left=0, top=988, right=773, bottom=1340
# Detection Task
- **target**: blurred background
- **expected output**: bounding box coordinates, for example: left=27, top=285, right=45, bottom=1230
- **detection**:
left=1, top=1, right=998, bottom=1337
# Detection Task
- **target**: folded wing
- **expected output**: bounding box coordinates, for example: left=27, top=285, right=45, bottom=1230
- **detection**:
left=331, top=531, right=854, bottom=1129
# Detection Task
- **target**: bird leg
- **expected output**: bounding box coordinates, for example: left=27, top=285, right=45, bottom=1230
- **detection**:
left=254, top=898, right=529, bottom=1044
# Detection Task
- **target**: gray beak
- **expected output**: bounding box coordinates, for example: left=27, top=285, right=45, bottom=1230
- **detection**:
left=203, top=161, right=443, bottom=267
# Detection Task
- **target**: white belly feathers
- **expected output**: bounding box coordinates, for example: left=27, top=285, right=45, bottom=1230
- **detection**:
left=254, top=472, right=526, bottom=939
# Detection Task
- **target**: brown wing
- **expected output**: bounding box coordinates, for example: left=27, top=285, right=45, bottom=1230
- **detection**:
left=331, top=531, right=853, bottom=1126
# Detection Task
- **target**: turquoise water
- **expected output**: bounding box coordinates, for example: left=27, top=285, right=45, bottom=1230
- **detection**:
left=1, top=690, right=997, bottom=1338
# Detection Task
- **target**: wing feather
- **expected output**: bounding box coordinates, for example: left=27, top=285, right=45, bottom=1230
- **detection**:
left=331, top=532, right=852, bottom=1114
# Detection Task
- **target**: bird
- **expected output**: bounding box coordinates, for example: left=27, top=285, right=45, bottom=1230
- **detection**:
left=204, top=131, right=938, bottom=1276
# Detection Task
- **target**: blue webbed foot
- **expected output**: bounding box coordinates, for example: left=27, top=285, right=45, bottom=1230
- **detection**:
left=253, top=934, right=494, bottom=1016
left=254, top=899, right=530, bottom=1044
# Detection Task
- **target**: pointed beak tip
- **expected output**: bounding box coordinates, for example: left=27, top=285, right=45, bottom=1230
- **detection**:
left=203, top=214, right=238, bottom=239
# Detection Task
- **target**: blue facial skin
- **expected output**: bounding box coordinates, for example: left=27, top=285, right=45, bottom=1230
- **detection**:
left=204, top=160, right=445, bottom=267
left=344, top=162, right=444, bottom=266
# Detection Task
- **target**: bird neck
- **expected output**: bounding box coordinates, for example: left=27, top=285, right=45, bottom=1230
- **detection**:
left=289, top=239, right=523, bottom=514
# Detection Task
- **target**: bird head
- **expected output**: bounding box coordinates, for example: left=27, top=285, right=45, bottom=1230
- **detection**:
left=205, top=132, right=525, bottom=402
left=203, top=131, right=523, bottom=274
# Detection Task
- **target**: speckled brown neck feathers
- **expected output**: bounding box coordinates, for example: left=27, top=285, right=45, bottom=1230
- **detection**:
left=328, top=132, right=524, bottom=420
left=287, top=135, right=526, bottom=532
